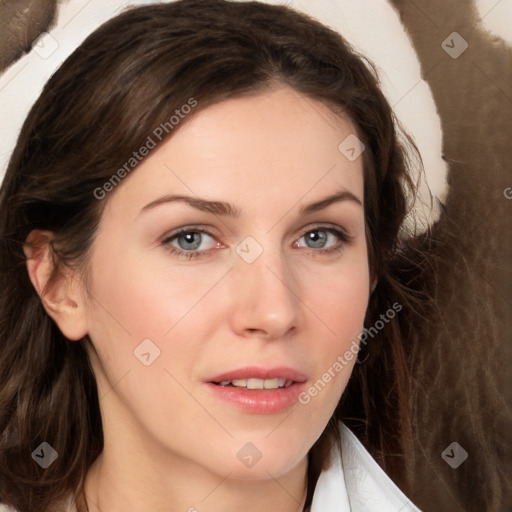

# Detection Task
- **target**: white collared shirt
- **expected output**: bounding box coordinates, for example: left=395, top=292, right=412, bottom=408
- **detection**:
left=310, top=422, right=422, bottom=511
left=0, top=423, right=421, bottom=512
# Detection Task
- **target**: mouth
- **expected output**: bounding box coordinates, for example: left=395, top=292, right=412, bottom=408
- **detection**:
left=205, top=366, right=308, bottom=414
left=213, top=377, right=295, bottom=389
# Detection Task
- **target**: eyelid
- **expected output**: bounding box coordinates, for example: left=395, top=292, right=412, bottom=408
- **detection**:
left=296, top=222, right=353, bottom=240
left=160, top=224, right=219, bottom=243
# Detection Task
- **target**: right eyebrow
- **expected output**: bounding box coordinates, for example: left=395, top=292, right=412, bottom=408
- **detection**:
left=139, top=194, right=241, bottom=218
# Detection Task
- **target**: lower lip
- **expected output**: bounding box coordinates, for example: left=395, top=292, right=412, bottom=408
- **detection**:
left=204, top=382, right=307, bottom=414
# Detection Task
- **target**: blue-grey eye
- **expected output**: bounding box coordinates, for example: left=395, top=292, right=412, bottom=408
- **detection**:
left=295, top=228, right=349, bottom=251
left=304, top=230, right=329, bottom=248
left=163, top=229, right=220, bottom=259
left=176, top=231, right=203, bottom=250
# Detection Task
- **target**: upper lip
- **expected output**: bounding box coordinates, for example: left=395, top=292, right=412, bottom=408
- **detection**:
left=207, top=366, right=308, bottom=383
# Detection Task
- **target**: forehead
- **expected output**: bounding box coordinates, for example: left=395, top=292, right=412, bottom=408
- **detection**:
left=105, top=86, right=364, bottom=220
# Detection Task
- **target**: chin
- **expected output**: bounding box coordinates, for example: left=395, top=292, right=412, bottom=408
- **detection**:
left=218, top=434, right=309, bottom=481
left=218, top=453, right=305, bottom=481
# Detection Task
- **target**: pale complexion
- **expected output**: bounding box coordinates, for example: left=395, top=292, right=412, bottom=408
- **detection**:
left=26, top=86, right=370, bottom=512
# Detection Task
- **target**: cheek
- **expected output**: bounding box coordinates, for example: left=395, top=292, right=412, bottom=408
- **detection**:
left=304, top=251, right=370, bottom=342
left=297, top=251, right=370, bottom=405
left=82, top=252, right=218, bottom=438
left=316, top=272, right=369, bottom=332
left=85, top=246, right=226, bottom=342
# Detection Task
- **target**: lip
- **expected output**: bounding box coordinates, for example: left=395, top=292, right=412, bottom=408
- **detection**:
left=204, top=366, right=308, bottom=415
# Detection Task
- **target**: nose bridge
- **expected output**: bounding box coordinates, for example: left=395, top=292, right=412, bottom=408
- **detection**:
left=229, top=236, right=299, bottom=338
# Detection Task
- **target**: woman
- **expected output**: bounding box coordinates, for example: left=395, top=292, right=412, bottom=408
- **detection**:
left=0, top=1, right=427, bottom=510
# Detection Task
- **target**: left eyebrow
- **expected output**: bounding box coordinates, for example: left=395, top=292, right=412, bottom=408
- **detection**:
left=299, top=190, right=363, bottom=215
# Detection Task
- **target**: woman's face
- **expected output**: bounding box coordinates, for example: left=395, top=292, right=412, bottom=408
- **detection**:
left=80, top=86, right=369, bottom=481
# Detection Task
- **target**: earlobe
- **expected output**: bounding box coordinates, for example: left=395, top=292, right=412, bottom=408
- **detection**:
left=24, top=230, right=88, bottom=341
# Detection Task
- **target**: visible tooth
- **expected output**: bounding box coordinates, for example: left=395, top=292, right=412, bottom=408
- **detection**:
left=227, top=378, right=292, bottom=389
left=263, top=378, right=279, bottom=389
left=247, top=378, right=264, bottom=389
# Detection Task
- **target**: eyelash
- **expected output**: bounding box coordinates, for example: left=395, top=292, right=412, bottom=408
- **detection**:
left=161, top=225, right=353, bottom=261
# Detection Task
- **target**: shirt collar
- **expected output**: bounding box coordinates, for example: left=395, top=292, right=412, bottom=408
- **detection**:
left=310, top=422, right=422, bottom=512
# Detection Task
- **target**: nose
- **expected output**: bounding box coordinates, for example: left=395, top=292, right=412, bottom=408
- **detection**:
left=228, top=246, right=300, bottom=340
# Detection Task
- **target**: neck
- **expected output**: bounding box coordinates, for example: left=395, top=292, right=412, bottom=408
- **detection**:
left=83, top=440, right=308, bottom=512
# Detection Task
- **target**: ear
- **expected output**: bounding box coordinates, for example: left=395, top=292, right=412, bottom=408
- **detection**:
left=24, top=229, right=88, bottom=341
left=370, top=277, right=378, bottom=294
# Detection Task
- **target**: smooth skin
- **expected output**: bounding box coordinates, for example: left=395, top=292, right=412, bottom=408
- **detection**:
left=25, top=86, right=370, bottom=512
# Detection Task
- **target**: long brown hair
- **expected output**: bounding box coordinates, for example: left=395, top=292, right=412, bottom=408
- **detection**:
left=0, top=1, right=428, bottom=510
